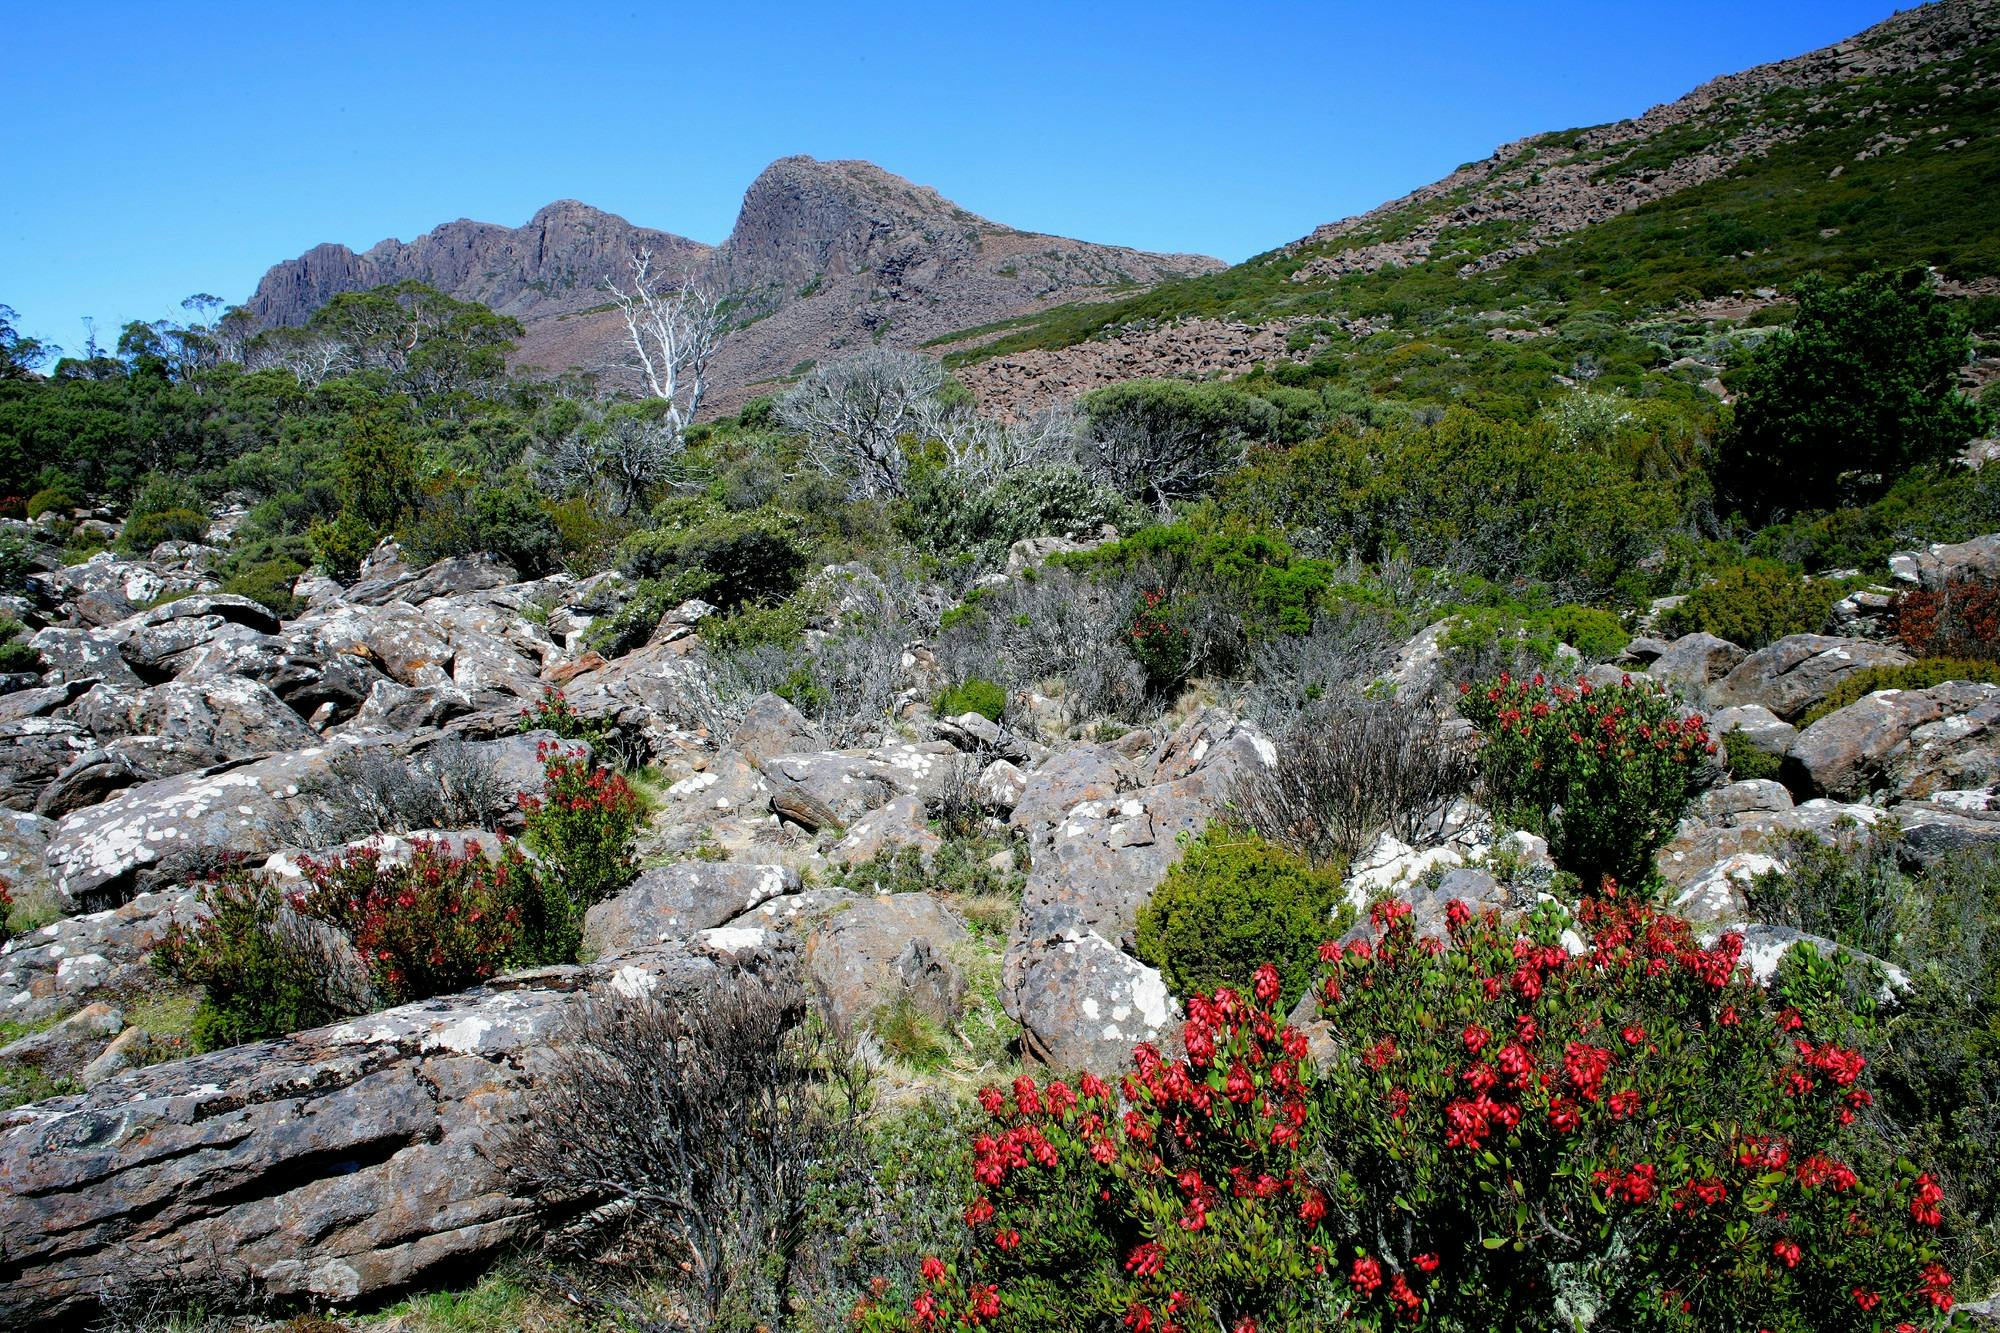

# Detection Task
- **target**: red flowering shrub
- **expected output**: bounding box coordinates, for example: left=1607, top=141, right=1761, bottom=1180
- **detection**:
left=0, top=877, right=13, bottom=945
left=519, top=742, right=642, bottom=956
left=1459, top=672, right=1714, bottom=889
left=294, top=839, right=530, bottom=1006
left=1128, top=586, right=1197, bottom=693
left=853, top=899, right=1958, bottom=1333
left=1892, top=575, right=2000, bottom=660
left=520, top=685, right=611, bottom=746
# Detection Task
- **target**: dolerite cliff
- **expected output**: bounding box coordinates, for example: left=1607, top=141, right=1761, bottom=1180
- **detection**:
left=244, top=157, right=1222, bottom=412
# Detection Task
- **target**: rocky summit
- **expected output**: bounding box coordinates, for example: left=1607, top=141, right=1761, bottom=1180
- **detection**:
left=246, top=155, right=1222, bottom=415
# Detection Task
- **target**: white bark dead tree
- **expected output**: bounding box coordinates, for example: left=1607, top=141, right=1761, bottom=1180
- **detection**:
left=607, top=250, right=725, bottom=439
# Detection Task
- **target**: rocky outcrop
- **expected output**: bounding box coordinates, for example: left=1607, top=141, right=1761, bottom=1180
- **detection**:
left=1785, top=680, right=2000, bottom=801
left=1001, top=711, right=1273, bottom=1071
left=583, top=861, right=800, bottom=955
left=1708, top=635, right=1913, bottom=721
left=804, top=894, right=971, bottom=1034
left=0, top=932, right=793, bottom=1330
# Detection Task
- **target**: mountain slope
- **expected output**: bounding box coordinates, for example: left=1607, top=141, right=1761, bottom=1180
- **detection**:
left=243, top=158, right=1222, bottom=411
left=950, top=0, right=2000, bottom=415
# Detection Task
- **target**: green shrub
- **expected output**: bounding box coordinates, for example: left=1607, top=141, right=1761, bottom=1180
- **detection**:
left=399, top=471, right=560, bottom=574
left=1722, top=729, right=1786, bottom=782
left=1460, top=672, right=1715, bottom=889
left=1721, top=267, right=1990, bottom=515
left=0, top=617, right=41, bottom=675
left=23, top=484, right=81, bottom=519
left=118, top=505, right=207, bottom=553
left=1802, top=656, right=2000, bottom=724
left=1134, top=824, right=1350, bottom=1010
left=154, top=868, right=368, bottom=1050
left=1660, top=560, right=1840, bottom=648
left=220, top=557, right=306, bottom=616
left=937, top=678, right=1005, bottom=723
left=857, top=900, right=1964, bottom=1333
left=619, top=508, right=810, bottom=610
left=309, top=508, right=378, bottom=581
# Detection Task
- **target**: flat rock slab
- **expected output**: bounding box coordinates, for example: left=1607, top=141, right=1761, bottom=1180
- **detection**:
left=583, top=861, right=800, bottom=954
left=0, top=932, right=794, bottom=1330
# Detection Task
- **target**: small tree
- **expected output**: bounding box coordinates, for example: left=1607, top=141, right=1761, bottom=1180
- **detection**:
left=1721, top=268, right=1989, bottom=515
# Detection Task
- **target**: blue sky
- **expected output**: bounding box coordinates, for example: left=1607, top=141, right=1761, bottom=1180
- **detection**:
left=3, top=0, right=1905, bottom=350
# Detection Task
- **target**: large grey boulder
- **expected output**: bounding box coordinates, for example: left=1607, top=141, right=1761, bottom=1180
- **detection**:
left=344, top=553, right=519, bottom=607
left=583, top=861, right=800, bottom=955
left=66, top=676, right=318, bottom=763
left=1708, top=704, right=1797, bottom=760
left=0, top=719, right=92, bottom=812
left=804, top=894, right=971, bottom=1034
left=24, top=626, right=142, bottom=689
left=0, top=889, right=196, bottom=1025
left=40, top=747, right=348, bottom=909
left=0, top=933, right=794, bottom=1330
left=1648, top=633, right=1746, bottom=691
left=830, top=793, right=942, bottom=867
left=1709, top=635, right=1913, bottom=721
left=1004, top=910, right=1181, bottom=1073
left=1889, top=532, right=2000, bottom=591
left=1786, top=681, right=2000, bottom=801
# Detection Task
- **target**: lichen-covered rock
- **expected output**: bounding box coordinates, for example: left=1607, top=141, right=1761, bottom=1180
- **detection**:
left=1786, top=681, right=2000, bottom=800
left=830, top=793, right=941, bottom=867
left=1708, top=704, right=1797, bottom=759
left=1003, top=911, right=1180, bottom=1073
left=1888, top=532, right=2000, bottom=591
left=582, top=861, right=800, bottom=955
left=0, top=889, right=195, bottom=1025
left=1709, top=635, right=1913, bottom=721
left=0, top=934, right=795, bottom=1330
left=804, top=893, right=970, bottom=1033
left=1648, top=632, right=1748, bottom=691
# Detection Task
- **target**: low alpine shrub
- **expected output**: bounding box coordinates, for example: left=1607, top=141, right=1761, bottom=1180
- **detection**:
left=1722, top=729, right=1786, bottom=782
left=155, top=867, right=372, bottom=1050
left=1893, top=576, right=2000, bottom=660
left=1460, top=672, right=1714, bottom=889
left=1134, top=824, right=1350, bottom=1011
left=0, top=616, right=41, bottom=675
left=1801, top=656, right=2000, bottom=724
left=1660, top=560, right=1841, bottom=649
left=519, top=742, right=642, bottom=953
left=854, top=898, right=1962, bottom=1333
left=938, top=678, right=1007, bottom=723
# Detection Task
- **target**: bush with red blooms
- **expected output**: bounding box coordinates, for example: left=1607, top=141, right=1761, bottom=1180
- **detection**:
left=1893, top=575, right=2000, bottom=661
left=519, top=741, right=642, bottom=955
left=1128, top=585, right=1196, bottom=694
left=1458, top=672, right=1714, bottom=889
left=294, top=839, right=532, bottom=1006
left=0, top=876, right=13, bottom=944
left=851, top=897, right=1958, bottom=1333
left=520, top=685, right=612, bottom=747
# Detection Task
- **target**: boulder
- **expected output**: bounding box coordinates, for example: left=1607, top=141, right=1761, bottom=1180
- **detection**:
left=0, top=809, right=56, bottom=908
left=1785, top=681, right=2000, bottom=801
left=1888, top=532, right=2000, bottom=591
left=805, top=894, right=971, bottom=1033
left=0, top=1002, right=126, bottom=1070
left=830, top=793, right=942, bottom=868
left=582, top=862, right=800, bottom=955
left=77, top=1027, right=154, bottom=1090
left=41, top=746, right=353, bottom=908
left=0, top=719, right=92, bottom=812
left=1709, top=635, right=1913, bottom=721
left=1708, top=704, right=1797, bottom=759
left=0, top=890, right=195, bottom=1025
left=344, top=679, right=474, bottom=734
left=1647, top=633, right=1746, bottom=691
left=25, top=627, right=141, bottom=689
left=975, top=759, right=1027, bottom=813
left=1003, top=912, right=1181, bottom=1073
left=344, top=553, right=519, bottom=607
left=66, top=676, right=318, bottom=763
left=0, top=934, right=794, bottom=1329
left=731, top=692, right=820, bottom=756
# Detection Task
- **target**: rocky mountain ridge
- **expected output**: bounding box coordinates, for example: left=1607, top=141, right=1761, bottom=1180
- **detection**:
left=949, top=0, right=2000, bottom=414
left=244, top=156, right=1223, bottom=413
